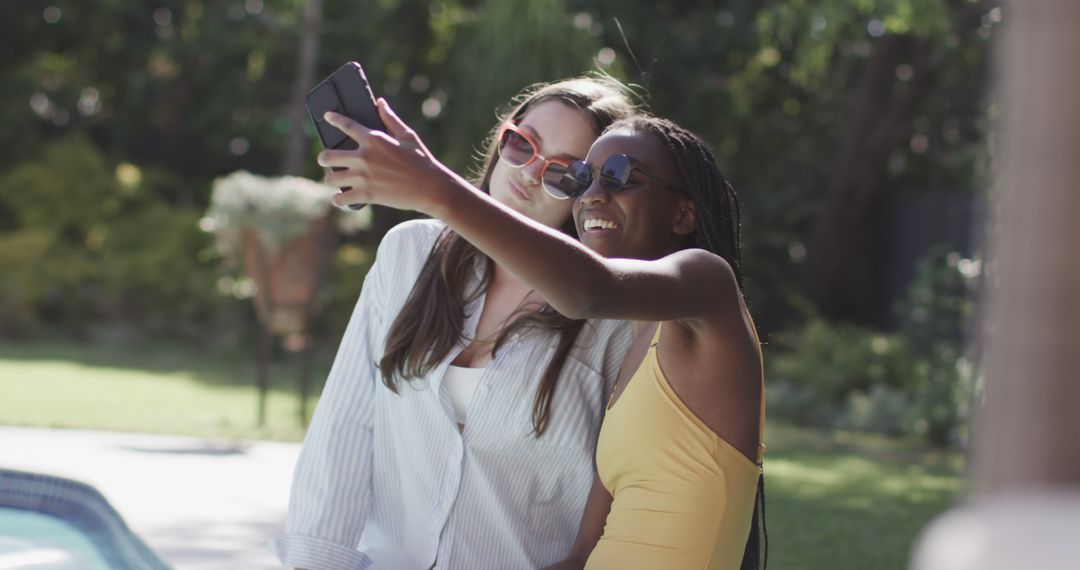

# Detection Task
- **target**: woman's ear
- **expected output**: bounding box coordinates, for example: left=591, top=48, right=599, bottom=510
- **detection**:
left=673, top=200, right=697, bottom=236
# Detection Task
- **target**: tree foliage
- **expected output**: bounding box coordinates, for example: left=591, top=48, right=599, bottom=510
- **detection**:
left=0, top=0, right=997, bottom=338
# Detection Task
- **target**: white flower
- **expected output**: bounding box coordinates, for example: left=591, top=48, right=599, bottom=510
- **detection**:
left=203, top=170, right=345, bottom=254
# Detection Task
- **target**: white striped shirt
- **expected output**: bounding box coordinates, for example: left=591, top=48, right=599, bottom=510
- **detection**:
left=273, top=219, right=633, bottom=570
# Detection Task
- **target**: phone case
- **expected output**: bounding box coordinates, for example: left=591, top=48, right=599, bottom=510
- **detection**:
left=306, top=62, right=385, bottom=210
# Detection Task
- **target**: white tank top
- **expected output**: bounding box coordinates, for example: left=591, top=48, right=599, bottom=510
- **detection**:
left=444, top=365, right=486, bottom=424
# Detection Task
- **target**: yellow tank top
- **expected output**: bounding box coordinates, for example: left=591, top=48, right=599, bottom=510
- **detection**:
left=586, top=324, right=764, bottom=570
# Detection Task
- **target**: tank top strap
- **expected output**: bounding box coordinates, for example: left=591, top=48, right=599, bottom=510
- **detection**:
left=652, top=319, right=766, bottom=466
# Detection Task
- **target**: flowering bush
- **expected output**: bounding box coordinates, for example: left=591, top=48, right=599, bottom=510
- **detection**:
left=201, top=171, right=347, bottom=256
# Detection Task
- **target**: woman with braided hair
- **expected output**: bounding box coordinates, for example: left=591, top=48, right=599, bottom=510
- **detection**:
left=320, top=105, right=766, bottom=569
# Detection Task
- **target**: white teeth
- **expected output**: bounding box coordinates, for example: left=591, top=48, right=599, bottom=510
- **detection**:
left=583, top=218, right=618, bottom=231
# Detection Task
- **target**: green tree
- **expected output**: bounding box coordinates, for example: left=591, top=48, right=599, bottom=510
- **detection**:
left=0, top=0, right=997, bottom=339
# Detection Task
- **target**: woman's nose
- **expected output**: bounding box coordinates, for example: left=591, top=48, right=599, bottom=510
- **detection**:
left=521, top=159, right=544, bottom=185
left=578, top=177, right=610, bottom=205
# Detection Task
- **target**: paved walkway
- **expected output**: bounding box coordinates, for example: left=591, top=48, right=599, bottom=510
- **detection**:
left=0, top=426, right=300, bottom=570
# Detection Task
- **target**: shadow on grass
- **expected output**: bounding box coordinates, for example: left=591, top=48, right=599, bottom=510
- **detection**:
left=0, top=337, right=337, bottom=394
left=118, top=445, right=250, bottom=457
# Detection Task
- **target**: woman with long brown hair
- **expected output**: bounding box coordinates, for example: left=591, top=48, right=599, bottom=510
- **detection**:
left=316, top=108, right=767, bottom=569
left=274, top=77, right=639, bottom=570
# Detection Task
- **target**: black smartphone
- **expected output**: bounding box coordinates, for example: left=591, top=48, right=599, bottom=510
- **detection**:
left=305, top=61, right=386, bottom=211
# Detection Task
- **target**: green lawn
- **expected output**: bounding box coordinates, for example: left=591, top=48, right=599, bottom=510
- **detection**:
left=762, top=424, right=963, bottom=569
left=0, top=339, right=964, bottom=569
left=0, top=339, right=328, bottom=441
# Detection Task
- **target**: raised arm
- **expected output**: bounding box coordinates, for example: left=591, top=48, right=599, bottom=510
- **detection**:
left=320, top=102, right=741, bottom=325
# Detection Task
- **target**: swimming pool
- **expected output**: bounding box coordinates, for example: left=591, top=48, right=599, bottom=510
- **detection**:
left=0, top=468, right=169, bottom=569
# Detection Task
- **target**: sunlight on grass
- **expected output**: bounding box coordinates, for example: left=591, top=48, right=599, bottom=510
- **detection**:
left=0, top=340, right=966, bottom=569
left=0, top=345, right=314, bottom=441
left=764, top=425, right=964, bottom=569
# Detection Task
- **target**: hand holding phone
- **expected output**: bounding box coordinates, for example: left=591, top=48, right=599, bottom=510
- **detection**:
left=305, top=62, right=385, bottom=211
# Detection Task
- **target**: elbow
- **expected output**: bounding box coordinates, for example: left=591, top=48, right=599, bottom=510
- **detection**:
left=555, top=298, right=597, bottom=321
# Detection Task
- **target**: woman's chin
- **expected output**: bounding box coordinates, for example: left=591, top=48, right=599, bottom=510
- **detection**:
left=580, top=231, right=623, bottom=257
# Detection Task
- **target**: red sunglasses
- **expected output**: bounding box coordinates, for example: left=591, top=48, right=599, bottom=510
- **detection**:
left=495, top=122, right=579, bottom=199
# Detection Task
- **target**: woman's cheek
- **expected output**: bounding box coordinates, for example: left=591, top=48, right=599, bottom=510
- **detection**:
left=538, top=194, right=574, bottom=228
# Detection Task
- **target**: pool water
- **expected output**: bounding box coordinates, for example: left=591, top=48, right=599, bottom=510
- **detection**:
left=0, top=508, right=111, bottom=569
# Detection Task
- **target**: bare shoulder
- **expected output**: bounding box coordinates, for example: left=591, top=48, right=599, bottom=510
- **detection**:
left=665, top=248, right=738, bottom=282
left=657, top=272, right=762, bottom=462
left=653, top=248, right=743, bottom=332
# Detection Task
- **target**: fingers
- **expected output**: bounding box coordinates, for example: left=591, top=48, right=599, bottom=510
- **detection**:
left=324, top=111, right=372, bottom=143
left=317, top=127, right=399, bottom=170
left=376, top=98, right=414, bottom=141
left=331, top=188, right=368, bottom=209
left=317, top=148, right=363, bottom=169
left=323, top=165, right=364, bottom=189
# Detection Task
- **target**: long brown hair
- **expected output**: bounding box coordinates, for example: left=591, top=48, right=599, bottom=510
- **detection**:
left=379, top=76, right=639, bottom=436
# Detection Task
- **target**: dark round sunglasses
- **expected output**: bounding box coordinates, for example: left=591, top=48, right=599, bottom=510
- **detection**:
left=543, top=153, right=683, bottom=200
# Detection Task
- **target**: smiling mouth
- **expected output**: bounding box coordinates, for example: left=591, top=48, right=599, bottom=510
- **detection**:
left=581, top=217, right=620, bottom=233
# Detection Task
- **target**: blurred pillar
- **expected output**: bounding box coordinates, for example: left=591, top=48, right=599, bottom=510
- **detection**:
left=912, top=2, right=1080, bottom=569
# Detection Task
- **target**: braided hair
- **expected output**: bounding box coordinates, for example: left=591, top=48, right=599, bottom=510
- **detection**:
left=604, top=116, right=766, bottom=569
left=606, top=116, right=744, bottom=289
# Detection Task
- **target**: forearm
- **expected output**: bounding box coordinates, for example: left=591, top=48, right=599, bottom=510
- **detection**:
left=322, top=104, right=727, bottom=323
left=322, top=103, right=613, bottom=319
left=274, top=237, right=393, bottom=570
left=428, top=174, right=612, bottom=319
left=278, top=374, right=376, bottom=569
left=276, top=379, right=376, bottom=569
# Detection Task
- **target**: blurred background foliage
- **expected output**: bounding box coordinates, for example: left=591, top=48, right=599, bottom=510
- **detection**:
left=0, top=0, right=998, bottom=445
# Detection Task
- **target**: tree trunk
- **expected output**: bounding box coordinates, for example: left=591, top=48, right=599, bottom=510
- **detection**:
left=913, top=1, right=1080, bottom=567
left=282, top=0, right=324, bottom=176
left=802, top=34, right=934, bottom=322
